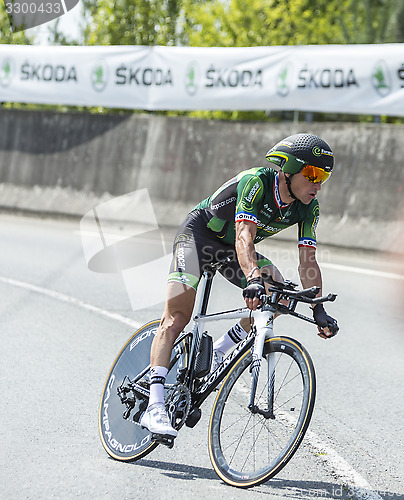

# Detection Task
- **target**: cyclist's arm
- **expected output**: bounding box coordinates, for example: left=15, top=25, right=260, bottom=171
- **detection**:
left=235, top=219, right=259, bottom=279
left=298, top=246, right=335, bottom=338
left=235, top=220, right=262, bottom=310
left=298, top=199, right=322, bottom=292
left=298, top=246, right=322, bottom=294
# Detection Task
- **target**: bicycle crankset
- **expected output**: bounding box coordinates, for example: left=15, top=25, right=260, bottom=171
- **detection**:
left=165, top=383, right=191, bottom=431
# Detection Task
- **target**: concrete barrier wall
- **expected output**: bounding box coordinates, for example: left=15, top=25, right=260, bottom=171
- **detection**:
left=0, top=109, right=403, bottom=252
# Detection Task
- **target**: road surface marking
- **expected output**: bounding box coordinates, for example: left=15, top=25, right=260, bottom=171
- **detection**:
left=321, top=262, right=404, bottom=280
left=0, top=274, right=385, bottom=499
left=0, top=276, right=142, bottom=330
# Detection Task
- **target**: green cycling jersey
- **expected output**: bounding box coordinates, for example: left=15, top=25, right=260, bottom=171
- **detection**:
left=194, top=167, right=319, bottom=249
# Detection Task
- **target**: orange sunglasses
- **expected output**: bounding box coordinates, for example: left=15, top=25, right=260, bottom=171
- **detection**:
left=301, top=165, right=331, bottom=184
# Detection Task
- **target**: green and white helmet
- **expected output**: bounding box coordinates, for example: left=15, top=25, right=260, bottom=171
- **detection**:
left=266, top=133, right=334, bottom=174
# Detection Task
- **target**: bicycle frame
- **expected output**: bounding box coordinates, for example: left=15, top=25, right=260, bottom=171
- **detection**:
left=129, top=260, right=335, bottom=420
left=185, top=265, right=277, bottom=415
left=100, top=256, right=336, bottom=479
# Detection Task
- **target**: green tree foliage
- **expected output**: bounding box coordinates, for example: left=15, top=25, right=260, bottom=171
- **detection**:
left=0, top=2, right=32, bottom=44
left=182, top=0, right=348, bottom=46
left=337, top=0, right=404, bottom=43
left=83, top=0, right=182, bottom=45
left=81, top=0, right=404, bottom=48
left=182, top=0, right=404, bottom=47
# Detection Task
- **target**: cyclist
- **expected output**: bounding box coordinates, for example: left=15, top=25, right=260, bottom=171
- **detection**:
left=140, top=133, right=339, bottom=438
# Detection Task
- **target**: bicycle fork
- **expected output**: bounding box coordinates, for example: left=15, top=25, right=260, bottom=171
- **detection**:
left=248, top=309, right=276, bottom=419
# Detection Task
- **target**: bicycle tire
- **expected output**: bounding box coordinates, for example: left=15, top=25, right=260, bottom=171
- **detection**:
left=99, top=320, right=187, bottom=462
left=208, top=336, right=316, bottom=488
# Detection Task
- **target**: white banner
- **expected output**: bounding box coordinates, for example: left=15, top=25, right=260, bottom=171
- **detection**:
left=0, top=44, right=404, bottom=115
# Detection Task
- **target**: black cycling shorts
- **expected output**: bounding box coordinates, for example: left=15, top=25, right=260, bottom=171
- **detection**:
left=168, top=209, right=273, bottom=291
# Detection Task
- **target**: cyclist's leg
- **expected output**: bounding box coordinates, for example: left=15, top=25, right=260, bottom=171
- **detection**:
left=141, top=284, right=196, bottom=437
left=142, top=212, right=207, bottom=436
left=150, top=210, right=207, bottom=370
left=150, top=283, right=196, bottom=368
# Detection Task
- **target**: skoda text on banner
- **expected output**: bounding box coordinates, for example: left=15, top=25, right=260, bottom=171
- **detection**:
left=0, top=45, right=404, bottom=115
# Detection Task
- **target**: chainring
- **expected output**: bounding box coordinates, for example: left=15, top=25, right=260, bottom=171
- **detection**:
left=165, top=384, right=191, bottom=431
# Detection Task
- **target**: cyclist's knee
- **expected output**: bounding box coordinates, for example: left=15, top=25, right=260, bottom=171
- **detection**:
left=159, top=311, right=190, bottom=339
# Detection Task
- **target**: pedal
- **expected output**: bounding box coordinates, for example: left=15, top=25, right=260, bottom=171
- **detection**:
left=151, top=433, right=175, bottom=449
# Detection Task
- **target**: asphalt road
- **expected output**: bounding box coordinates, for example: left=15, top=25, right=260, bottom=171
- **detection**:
left=0, top=213, right=403, bottom=500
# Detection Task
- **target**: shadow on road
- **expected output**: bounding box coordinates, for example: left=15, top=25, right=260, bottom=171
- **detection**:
left=128, top=458, right=404, bottom=499
left=132, top=460, right=382, bottom=500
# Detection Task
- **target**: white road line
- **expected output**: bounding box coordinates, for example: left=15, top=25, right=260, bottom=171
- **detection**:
left=321, top=262, right=404, bottom=281
left=0, top=274, right=386, bottom=499
left=240, top=387, right=384, bottom=500
left=0, top=276, right=142, bottom=330
left=304, top=428, right=383, bottom=500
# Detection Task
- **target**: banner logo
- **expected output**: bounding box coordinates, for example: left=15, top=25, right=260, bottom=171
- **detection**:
left=205, top=66, right=263, bottom=88
left=277, top=63, right=292, bottom=97
left=20, top=62, right=78, bottom=82
left=298, top=66, right=359, bottom=88
left=0, top=58, right=14, bottom=87
left=372, top=60, right=391, bottom=96
left=185, top=61, right=200, bottom=96
left=91, top=60, right=109, bottom=92
left=397, top=64, right=404, bottom=88
left=115, top=65, right=173, bottom=86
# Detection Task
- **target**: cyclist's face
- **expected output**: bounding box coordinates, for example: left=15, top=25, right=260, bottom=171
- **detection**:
left=290, top=172, right=322, bottom=204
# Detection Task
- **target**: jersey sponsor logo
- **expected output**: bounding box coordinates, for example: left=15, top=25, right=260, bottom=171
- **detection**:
left=311, top=214, right=319, bottom=236
left=257, top=222, right=282, bottom=233
left=245, top=181, right=261, bottom=203
left=298, top=238, right=317, bottom=248
left=259, top=203, right=274, bottom=218
left=210, top=196, right=236, bottom=211
left=260, top=208, right=273, bottom=218
left=176, top=246, right=186, bottom=268
left=235, top=212, right=258, bottom=224
left=240, top=200, right=254, bottom=212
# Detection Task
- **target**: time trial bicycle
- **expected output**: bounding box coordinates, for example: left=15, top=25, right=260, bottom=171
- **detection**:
left=99, top=258, right=337, bottom=488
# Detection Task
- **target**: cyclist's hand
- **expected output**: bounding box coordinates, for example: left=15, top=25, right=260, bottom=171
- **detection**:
left=243, top=277, right=265, bottom=310
left=312, top=304, right=339, bottom=339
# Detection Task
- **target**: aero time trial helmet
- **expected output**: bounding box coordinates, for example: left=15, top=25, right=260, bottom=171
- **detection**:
left=266, top=133, right=334, bottom=183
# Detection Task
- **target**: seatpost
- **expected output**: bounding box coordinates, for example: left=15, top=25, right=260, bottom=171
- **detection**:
left=198, top=268, right=216, bottom=316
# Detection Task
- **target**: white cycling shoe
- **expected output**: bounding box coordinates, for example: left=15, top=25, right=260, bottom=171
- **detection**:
left=140, top=403, right=178, bottom=438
